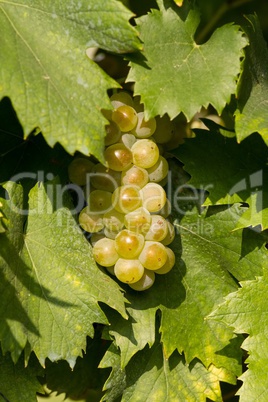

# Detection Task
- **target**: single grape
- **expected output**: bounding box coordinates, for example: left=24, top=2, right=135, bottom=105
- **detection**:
left=90, top=163, right=121, bottom=193
left=68, top=158, right=94, bottom=186
left=104, top=143, right=133, bottom=171
left=139, top=241, right=167, bottom=270
left=141, top=183, right=167, bottom=212
left=112, top=105, right=138, bottom=132
left=129, top=269, right=155, bottom=291
left=112, top=185, right=142, bottom=214
left=79, top=207, right=104, bottom=233
left=105, top=120, right=121, bottom=146
left=145, top=215, right=168, bottom=242
left=147, top=156, right=169, bottom=183
left=88, top=190, right=112, bottom=214
left=115, top=229, right=145, bottom=259
left=124, top=207, right=151, bottom=235
left=114, top=258, right=144, bottom=283
left=93, top=238, right=119, bottom=267
left=121, top=165, right=149, bottom=188
left=132, top=112, right=156, bottom=138
left=152, top=114, right=174, bottom=144
left=131, top=139, right=159, bottom=169
left=161, top=221, right=175, bottom=245
left=103, top=208, right=125, bottom=232
left=110, top=91, right=134, bottom=109
left=155, top=247, right=175, bottom=274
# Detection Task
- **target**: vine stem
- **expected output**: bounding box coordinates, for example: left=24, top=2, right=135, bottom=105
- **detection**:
left=195, top=0, right=253, bottom=44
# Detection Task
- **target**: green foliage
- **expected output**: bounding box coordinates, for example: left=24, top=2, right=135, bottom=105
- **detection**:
left=1, top=0, right=268, bottom=400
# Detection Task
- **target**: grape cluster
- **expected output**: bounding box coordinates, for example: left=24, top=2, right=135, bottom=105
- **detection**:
left=68, top=92, right=176, bottom=291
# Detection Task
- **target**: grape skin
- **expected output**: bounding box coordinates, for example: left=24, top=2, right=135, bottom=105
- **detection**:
left=112, top=105, right=138, bottom=132
left=112, top=185, right=142, bottom=214
left=141, top=183, right=167, bottom=213
left=131, top=139, right=159, bottom=169
left=68, top=158, right=94, bottom=186
left=104, top=143, right=133, bottom=172
left=114, top=259, right=144, bottom=284
left=115, top=229, right=145, bottom=259
left=93, top=238, right=119, bottom=267
left=139, top=241, right=168, bottom=270
left=79, top=207, right=104, bottom=233
left=155, top=247, right=175, bottom=274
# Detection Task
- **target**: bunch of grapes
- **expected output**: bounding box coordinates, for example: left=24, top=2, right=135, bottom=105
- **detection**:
left=68, top=92, right=177, bottom=291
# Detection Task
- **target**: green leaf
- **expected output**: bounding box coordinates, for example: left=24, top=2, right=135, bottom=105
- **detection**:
left=0, top=351, right=44, bottom=402
left=99, top=343, right=126, bottom=402
left=121, top=343, right=224, bottom=402
left=208, top=270, right=268, bottom=402
left=173, top=130, right=268, bottom=230
left=0, top=181, right=126, bottom=367
left=102, top=296, right=156, bottom=368
left=127, top=6, right=247, bottom=120
left=0, top=0, right=140, bottom=161
left=236, top=15, right=268, bottom=146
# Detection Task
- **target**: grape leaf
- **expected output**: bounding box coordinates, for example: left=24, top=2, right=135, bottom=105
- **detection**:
left=99, top=343, right=126, bottom=402
left=208, top=270, right=268, bottom=402
left=120, top=343, right=224, bottom=402
left=236, top=15, right=268, bottom=146
left=173, top=130, right=268, bottom=230
left=0, top=0, right=140, bottom=161
left=127, top=4, right=247, bottom=121
left=0, top=181, right=126, bottom=367
left=0, top=351, right=44, bottom=402
left=102, top=295, right=157, bottom=368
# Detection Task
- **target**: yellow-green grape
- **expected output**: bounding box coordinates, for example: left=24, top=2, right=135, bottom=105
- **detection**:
left=105, top=121, right=121, bottom=146
left=92, top=238, right=119, bottom=267
left=147, top=156, right=169, bottom=183
left=115, top=229, right=145, bottom=259
left=112, top=105, right=138, bottom=132
left=112, top=185, right=142, bottom=214
left=161, top=221, right=175, bottom=246
left=88, top=190, right=112, bottom=214
left=90, top=232, right=105, bottom=246
left=68, top=158, right=94, bottom=186
left=141, top=183, right=167, bottom=212
left=90, top=163, right=121, bottom=193
left=114, top=258, right=144, bottom=284
left=133, top=112, right=156, bottom=138
left=121, top=165, right=149, bottom=188
left=103, top=208, right=125, bottom=232
left=131, top=139, right=159, bottom=169
left=139, top=241, right=168, bottom=270
left=104, top=143, right=133, bottom=171
left=110, top=91, right=134, bottom=109
left=145, top=215, right=168, bottom=242
left=153, top=198, right=171, bottom=218
left=120, top=133, right=136, bottom=149
left=78, top=207, right=104, bottom=233
left=129, top=269, right=155, bottom=291
left=124, top=207, right=151, bottom=235
left=152, top=114, right=174, bottom=144
left=155, top=247, right=175, bottom=274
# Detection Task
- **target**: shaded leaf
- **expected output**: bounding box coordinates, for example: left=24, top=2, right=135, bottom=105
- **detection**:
left=128, top=5, right=247, bottom=120
left=236, top=15, right=268, bottom=146
left=173, top=130, right=268, bottom=230
left=209, top=270, right=268, bottom=402
left=0, top=0, right=140, bottom=160
left=0, top=181, right=126, bottom=367
left=0, top=351, right=44, bottom=402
